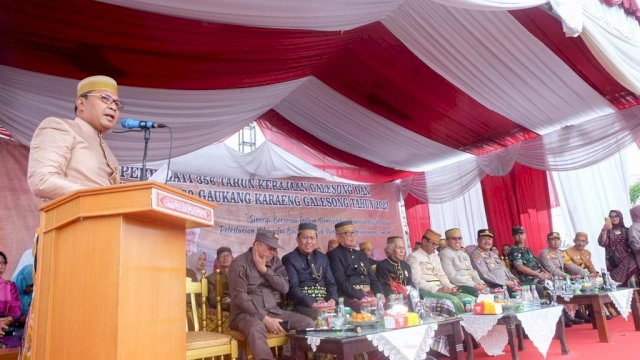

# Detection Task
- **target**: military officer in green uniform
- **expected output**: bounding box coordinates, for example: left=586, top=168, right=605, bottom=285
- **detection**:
left=508, top=226, right=552, bottom=285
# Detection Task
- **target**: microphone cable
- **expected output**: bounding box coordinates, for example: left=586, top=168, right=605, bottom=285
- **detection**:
left=164, top=125, right=173, bottom=185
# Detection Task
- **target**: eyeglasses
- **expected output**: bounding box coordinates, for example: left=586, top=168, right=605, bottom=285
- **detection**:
left=448, top=237, right=463, bottom=241
left=610, top=215, right=620, bottom=218
left=337, top=231, right=356, bottom=237
left=85, top=93, right=125, bottom=111
left=299, top=235, right=317, bottom=241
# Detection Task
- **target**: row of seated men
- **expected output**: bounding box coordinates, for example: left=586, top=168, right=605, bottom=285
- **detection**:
left=199, top=222, right=596, bottom=360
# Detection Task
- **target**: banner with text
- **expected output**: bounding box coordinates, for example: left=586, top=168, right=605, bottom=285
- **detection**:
left=121, top=166, right=404, bottom=275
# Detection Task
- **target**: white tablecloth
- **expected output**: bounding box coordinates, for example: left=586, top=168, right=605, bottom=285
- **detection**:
left=461, top=306, right=563, bottom=358
left=366, top=323, right=438, bottom=360
left=609, top=288, right=634, bottom=320
left=305, top=323, right=438, bottom=360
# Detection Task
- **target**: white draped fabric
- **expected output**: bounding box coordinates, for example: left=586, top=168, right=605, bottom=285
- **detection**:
left=428, top=182, right=489, bottom=245
left=146, top=141, right=352, bottom=182
left=274, top=77, right=470, bottom=172
left=100, top=0, right=405, bottom=31
left=434, top=0, right=583, bottom=36
left=433, top=0, right=547, bottom=10
left=551, top=150, right=631, bottom=270
left=515, top=106, right=640, bottom=170
left=100, top=0, right=583, bottom=36
left=5, top=64, right=637, bottom=203
left=581, top=0, right=640, bottom=95
left=400, top=158, right=484, bottom=204
left=383, top=0, right=616, bottom=136
left=0, top=65, right=305, bottom=163
left=407, top=104, right=640, bottom=203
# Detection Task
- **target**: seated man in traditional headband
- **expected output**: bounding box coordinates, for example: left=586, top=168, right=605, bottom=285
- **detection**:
left=283, top=223, right=338, bottom=320
left=359, top=241, right=378, bottom=270
left=376, top=236, right=412, bottom=299
left=327, top=220, right=383, bottom=312
left=28, top=75, right=121, bottom=201
left=439, top=228, right=486, bottom=296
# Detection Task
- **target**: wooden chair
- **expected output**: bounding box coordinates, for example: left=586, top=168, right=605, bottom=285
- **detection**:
left=216, top=270, right=288, bottom=359
left=186, top=276, right=238, bottom=360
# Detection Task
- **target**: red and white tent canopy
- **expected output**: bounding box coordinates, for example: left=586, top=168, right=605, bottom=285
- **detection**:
left=1, top=0, right=640, bottom=203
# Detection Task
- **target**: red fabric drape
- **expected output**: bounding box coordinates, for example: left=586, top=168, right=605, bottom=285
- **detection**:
left=314, top=23, right=538, bottom=155
left=404, top=193, right=430, bottom=251
left=481, top=163, right=552, bottom=256
left=511, top=7, right=640, bottom=110
left=257, top=111, right=415, bottom=183
left=0, top=0, right=361, bottom=90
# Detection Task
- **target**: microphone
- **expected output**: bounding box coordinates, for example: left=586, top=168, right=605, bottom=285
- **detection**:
left=120, top=118, right=167, bottom=129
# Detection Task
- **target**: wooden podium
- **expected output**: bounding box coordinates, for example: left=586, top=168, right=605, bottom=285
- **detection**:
left=29, top=181, right=216, bottom=360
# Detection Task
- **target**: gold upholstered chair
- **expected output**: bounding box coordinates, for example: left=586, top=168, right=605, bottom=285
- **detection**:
left=217, top=270, right=288, bottom=359
left=186, top=276, right=238, bottom=360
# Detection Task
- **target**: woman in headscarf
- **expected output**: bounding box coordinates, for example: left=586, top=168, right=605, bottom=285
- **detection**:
left=188, top=250, right=210, bottom=281
left=598, top=210, right=638, bottom=285
left=627, top=205, right=640, bottom=288
left=0, top=251, right=21, bottom=328
left=14, top=265, right=34, bottom=326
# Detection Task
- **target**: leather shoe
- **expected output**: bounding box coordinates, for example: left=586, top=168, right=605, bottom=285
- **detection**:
left=563, top=310, right=578, bottom=327
left=571, top=317, right=585, bottom=325
left=606, top=314, right=613, bottom=320
left=564, top=319, right=573, bottom=328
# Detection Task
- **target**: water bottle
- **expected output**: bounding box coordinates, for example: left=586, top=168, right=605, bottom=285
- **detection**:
left=375, top=293, right=385, bottom=320
left=521, top=285, right=532, bottom=310
left=336, top=297, right=346, bottom=328
left=605, top=270, right=616, bottom=291
left=397, top=294, right=405, bottom=307
left=503, top=285, right=511, bottom=300
left=388, top=294, right=396, bottom=309
left=601, top=268, right=611, bottom=291
left=530, top=285, right=541, bottom=309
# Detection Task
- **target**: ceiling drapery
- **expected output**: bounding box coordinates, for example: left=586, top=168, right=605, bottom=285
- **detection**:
left=2, top=0, right=640, bottom=203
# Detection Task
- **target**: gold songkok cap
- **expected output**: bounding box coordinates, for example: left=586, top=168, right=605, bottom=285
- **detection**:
left=335, top=220, right=354, bottom=232
left=422, top=229, right=441, bottom=243
left=77, top=75, right=118, bottom=96
left=359, top=241, right=373, bottom=250
left=445, top=228, right=461, bottom=239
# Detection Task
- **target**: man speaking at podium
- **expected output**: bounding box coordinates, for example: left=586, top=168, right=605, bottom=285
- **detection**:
left=27, top=75, right=121, bottom=201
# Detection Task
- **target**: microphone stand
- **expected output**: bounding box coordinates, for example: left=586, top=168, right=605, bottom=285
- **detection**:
left=141, top=128, right=151, bottom=181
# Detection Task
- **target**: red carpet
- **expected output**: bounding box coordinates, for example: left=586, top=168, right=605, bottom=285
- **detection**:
left=469, top=316, right=639, bottom=359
